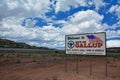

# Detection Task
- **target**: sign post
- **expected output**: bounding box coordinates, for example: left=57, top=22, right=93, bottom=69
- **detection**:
left=90, top=56, right=92, bottom=75
left=65, top=32, right=106, bottom=75
left=105, top=57, right=108, bottom=77
left=76, top=56, right=78, bottom=73
left=65, top=54, right=67, bottom=72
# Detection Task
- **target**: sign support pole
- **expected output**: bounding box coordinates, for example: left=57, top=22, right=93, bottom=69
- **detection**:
left=65, top=54, right=67, bottom=72
left=76, top=56, right=78, bottom=74
left=105, top=57, right=108, bottom=77
left=90, top=56, right=92, bottom=76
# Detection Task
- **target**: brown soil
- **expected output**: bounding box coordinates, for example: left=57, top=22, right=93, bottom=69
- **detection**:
left=0, top=56, right=120, bottom=80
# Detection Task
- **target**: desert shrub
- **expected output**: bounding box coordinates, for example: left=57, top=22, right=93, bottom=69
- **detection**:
left=16, top=59, right=21, bottom=64
left=79, top=59, right=82, bottom=62
left=108, top=54, right=120, bottom=59
left=32, top=58, right=36, bottom=62
left=37, top=61, right=41, bottom=64
left=28, top=53, right=31, bottom=57
left=16, top=54, right=20, bottom=57
left=107, top=60, right=110, bottom=64
left=113, top=54, right=120, bottom=59
left=55, top=50, right=58, bottom=53
left=32, top=55, right=36, bottom=62
left=0, top=53, right=4, bottom=57
left=42, top=54, right=46, bottom=59
left=54, top=57, right=57, bottom=61
left=6, top=54, right=10, bottom=58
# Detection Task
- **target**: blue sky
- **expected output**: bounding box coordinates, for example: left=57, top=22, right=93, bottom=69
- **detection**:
left=0, top=0, right=120, bottom=49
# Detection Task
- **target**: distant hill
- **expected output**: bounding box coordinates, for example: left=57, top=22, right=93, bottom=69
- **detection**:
left=0, top=38, right=119, bottom=52
left=0, top=38, right=50, bottom=50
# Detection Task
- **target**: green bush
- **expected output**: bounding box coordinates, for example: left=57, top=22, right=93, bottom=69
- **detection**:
left=0, top=53, right=4, bottom=57
left=32, top=55, right=36, bottom=62
left=16, top=59, right=21, bottom=64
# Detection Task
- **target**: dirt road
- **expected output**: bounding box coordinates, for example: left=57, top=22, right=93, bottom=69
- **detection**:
left=0, top=56, right=120, bottom=80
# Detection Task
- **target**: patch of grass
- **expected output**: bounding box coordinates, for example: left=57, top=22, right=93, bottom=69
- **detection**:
left=54, top=57, right=57, bottom=61
left=111, top=76, right=117, bottom=79
left=79, top=59, right=82, bottom=62
left=0, top=53, right=4, bottom=57
left=107, top=60, right=110, bottom=64
left=32, top=58, right=36, bottom=62
left=32, top=55, right=36, bottom=62
left=37, top=61, right=41, bottom=64
left=16, top=54, right=20, bottom=57
left=42, top=54, right=46, bottom=59
left=16, top=59, right=21, bottom=64
left=28, top=53, right=31, bottom=57
left=107, top=54, right=120, bottom=59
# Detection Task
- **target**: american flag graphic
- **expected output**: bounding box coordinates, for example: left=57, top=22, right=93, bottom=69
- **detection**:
left=87, top=35, right=103, bottom=43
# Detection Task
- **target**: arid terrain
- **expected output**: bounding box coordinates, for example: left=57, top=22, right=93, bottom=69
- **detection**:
left=0, top=53, right=120, bottom=80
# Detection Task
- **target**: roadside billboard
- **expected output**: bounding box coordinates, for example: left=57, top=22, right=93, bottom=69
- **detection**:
left=65, top=32, right=106, bottom=55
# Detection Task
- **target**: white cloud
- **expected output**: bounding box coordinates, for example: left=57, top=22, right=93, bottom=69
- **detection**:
left=0, top=16, right=63, bottom=48
left=107, top=40, right=120, bottom=48
left=0, top=17, right=30, bottom=40
left=105, top=20, right=120, bottom=39
left=69, top=10, right=103, bottom=24
left=6, top=0, right=18, bottom=10
left=0, top=9, right=119, bottom=49
left=0, top=0, right=51, bottom=19
left=92, top=0, right=105, bottom=10
left=110, top=20, right=120, bottom=29
left=109, top=5, right=120, bottom=18
left=106, top=29, right=120, bottom=39
left=62, top=10, right=107, bottom=34
left=0, top=9, right=109, bottom=49
left=55, top=0, right=87, bottom=13
left=25, top=19, right=37, bottom=28
left=107, top=4, right=120, bottom=40
left=54, top=0, right=105, bottom=13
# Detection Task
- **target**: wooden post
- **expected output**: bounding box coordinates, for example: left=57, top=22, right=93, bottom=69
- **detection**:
left=90, top=56, right=92, bottom=75
left=105, top=57, right=108, bottom=77
left=65, top=54, right=67, bottom=72
left=76, top=56, right=78, bottom=74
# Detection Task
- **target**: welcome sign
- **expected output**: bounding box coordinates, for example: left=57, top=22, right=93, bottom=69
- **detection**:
left=65, top=32, right=106, bottom=55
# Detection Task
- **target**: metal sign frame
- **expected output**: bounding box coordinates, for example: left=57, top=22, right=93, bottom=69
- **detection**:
left=65, top=32, right=106, bottom=56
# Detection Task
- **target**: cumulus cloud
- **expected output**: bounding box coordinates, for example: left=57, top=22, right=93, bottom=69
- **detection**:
left=106, top=5, right=120, bottom=40
left=0, top=9, right=112, bottom=49
left=55, top=0, right=87, bottom=13
left=0, top=0, right=51, bottom=20
left=106, top=29, right=120, bottom=39
left=0, top=17, right=31, bottom=40
left=92, top=0, right=105, bottom=10
left=107, top=40, right=120, bottom=48
left=109, top=5, right=120, bottom=18
left=0, top=10, right=107, bottom=48
left=0, top=16, right=64, bottom=48
left=105, top=18, right=120, bottom=39
left=62, top=10, right=107, bottom=34
left=54, top=0, right=105, bottom=13
left=6, top=0, right=18, bottom=10
left=24, top=18, right=37, bottom=28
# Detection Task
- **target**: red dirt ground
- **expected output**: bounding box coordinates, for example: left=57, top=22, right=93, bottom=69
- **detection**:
left=0, top=56, right=120, bottom=80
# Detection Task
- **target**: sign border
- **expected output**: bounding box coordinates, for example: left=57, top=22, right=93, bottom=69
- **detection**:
left=65, top=32, right=106, bottom=56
